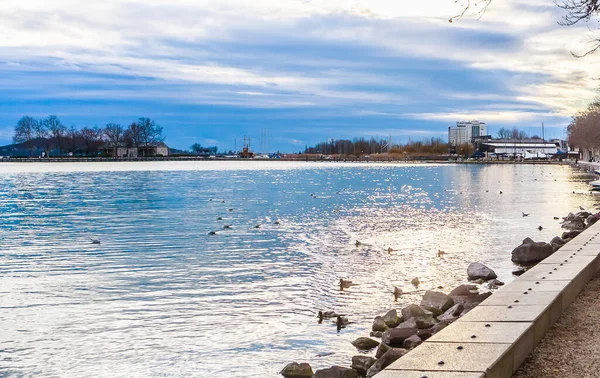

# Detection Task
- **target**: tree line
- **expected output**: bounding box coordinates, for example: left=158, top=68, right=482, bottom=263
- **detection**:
left=567, top=98, right=600, bottom=152
left=303, top=137, right=450, bottom=156
left=496, top=127, right=539, bottom=140
left=12, top=116, right=164, bottom=156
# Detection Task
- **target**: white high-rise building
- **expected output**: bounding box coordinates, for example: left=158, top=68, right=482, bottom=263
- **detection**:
left=448, top=121, right=487, bottom=146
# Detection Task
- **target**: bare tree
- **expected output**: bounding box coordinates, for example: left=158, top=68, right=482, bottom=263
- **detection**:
left=13, top=116, right=37, bottom=156
left=80, top=126, right=103, bottom=155
left=497, top=127, right=512, bottom=139
left=123, top=122, right=143, bottom=147
left=44, top=115, right=67, bottom=155
left=452, top=0, right=600, bottom=56
left=33, top=119, right=50, bottom=156
left=67, top=124, right=79, bottom=154
left=104, top=123, right=124, bottom=157
left=136, top=117, right=164, bottom=146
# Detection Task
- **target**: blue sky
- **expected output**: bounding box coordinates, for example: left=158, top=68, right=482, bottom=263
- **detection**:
left=1, top=0, right=599, bottom=152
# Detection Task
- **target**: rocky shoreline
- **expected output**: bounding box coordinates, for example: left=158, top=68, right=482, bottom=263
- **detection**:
left=280, top=207, right=600, bottom=378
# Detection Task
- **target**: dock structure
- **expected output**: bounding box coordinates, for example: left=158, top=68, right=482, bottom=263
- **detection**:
left=379, top=222, right=600, bottom=378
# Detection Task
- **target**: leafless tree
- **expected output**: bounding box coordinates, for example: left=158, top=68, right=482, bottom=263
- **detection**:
left=13, top=116, right=37, bottom=156
left=67, top=124, right=79, bottom=154
left=104, top=123, right=124, bottom=157
left=123, top=122, right=143, bottom=147
left=136, top=117, right=164, bottom=146
left=80, top=126, right=104, bottom=155
left=44, top=115, right=67, bottom=154
left=452, top=0, right=600, bottom=56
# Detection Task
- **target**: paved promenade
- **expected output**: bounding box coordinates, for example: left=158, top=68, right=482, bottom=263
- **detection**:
left=377, top=221, right=600, bottom=378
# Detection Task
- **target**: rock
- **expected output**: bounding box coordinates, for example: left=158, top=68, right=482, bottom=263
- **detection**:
left=370, top=331, right=384, bottom=338
left=366, top=348, right=408, bottom=377
left=420, top=291, right=455, bottom=314
left=383, top=309, right=401, bottom=328
left=351, top=337, right=380, bottom=350
left=449, top=284, right=478, bottom=296
left=588, top=212, right=600, bottom=226
left=451, top=292, right=491, bottom=306
left=372, top=316, right=388, bottom=332
left=313, top=366, right=359, bottom=378
left=551, top=236, right=567, bottom=246
left=280, top=362, right=313, bottom=378
left=511, top=238, right=554, bottom=265
left=576, top=211, right=591, bottom=219
left=382, top=327, right=418, bottom=347
left=562, top=219, right=585, bottom=230
left=441, top=303, right=464, bottom=317
left=351, top=356, right=376, bottom=376
left=375, top=343, right=391, bottom=359
left=460, top=303, right=476, bottom=316
left=512, top=268, right=527, bottom=276
left=467, top=262, right=497, bottom=280
left=396, top=318, right=418, bottom=329
left=562, top=230, right=582, bottom=239
left=401, top=304, right=427, bottom=320
left=402, top=334, right=422, bottom=349
left=431, top=321, right=449, bottom=334
left=487, top=279, right=504, bottom=290
left=414, top=316, right=437, bottom=329
left=417, top=329, right=433, bottom=341
left=437, top=313, right=458, bottom=323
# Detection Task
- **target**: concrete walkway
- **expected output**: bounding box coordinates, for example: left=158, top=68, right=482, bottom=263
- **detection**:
left=513, top=272, right=600, bottom=378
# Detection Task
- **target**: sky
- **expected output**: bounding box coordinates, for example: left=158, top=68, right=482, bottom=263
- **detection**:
left=1, top=0, right=600, bottom=152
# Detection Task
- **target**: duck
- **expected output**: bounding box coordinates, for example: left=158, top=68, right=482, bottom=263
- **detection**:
left=208, top=231, right=217, bottom=235
left=228, top=208, right=234, bottom=212
left=253, top=224, right=261, bottom=229
left=393, top=286, right=402, bottom=301
left=339, top=279, right=354, bottom=290
left=216, top=216, right=223, bottom=220
left=355, top=240, right=362, bottom=247
left=221, top=200, right=225, bottom=203
left=273, top=221, right=281, bottom=225
left=90, top=239, right=101, bottom=245
left=580, top=206, right=586, bottom=211
left=538, top=226, right=543, bottom=231
left=522, top=212, right=530, bottom=217
left=499, top=191, right=503, bottom=194
left=437, top=249, right=446, bottom=257
left=223, top=224, right=232, bottom=229
left=336, top=315, right=350, bottom=328
left=317, top=310, right=337, bottom=323
left=387, top=247, right=393, bottom=254
left=411, top=277, right=420, bottom=287
left=553, top=216, right=559, bottom=220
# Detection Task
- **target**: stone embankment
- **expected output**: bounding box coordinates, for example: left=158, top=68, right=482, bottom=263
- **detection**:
left=281, top=207, right=600, bottom=378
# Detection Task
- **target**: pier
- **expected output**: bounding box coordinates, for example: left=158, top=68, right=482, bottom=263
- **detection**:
left=378, top=222, right=600, bottom=377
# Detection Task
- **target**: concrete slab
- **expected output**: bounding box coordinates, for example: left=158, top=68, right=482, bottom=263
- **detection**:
left=517, top=261, right=592, bottom=282
left=479, top=289, right=560, bottom=306
left=374, top=371, right=484, bottom=378
left=456, top=305, right=551, bottom=345
left=538, top=252, right=598, bottom=265
left=497, top=279, right=570, bottom=292
left=426, top=321, right=534, bottom=371
left=386, top=342, right=512, bottom=378
left=428, top=321, right=532, bottom=344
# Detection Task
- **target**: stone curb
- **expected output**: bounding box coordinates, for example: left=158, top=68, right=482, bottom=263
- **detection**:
left=378, top=223, right=600, bottom=378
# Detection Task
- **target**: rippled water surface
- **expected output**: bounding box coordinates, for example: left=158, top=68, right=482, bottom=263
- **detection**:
left=1, top=161, right=598, bottom=377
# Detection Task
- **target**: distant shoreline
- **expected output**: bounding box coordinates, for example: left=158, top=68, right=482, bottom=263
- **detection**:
left=0, top=156, right=569, bottom=165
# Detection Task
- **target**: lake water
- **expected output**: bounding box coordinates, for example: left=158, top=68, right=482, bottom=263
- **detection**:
left=0, top=161, right=597, bottom=377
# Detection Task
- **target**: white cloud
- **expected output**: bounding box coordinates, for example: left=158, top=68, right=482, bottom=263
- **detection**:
left=1, top=0, right=599, bottom=125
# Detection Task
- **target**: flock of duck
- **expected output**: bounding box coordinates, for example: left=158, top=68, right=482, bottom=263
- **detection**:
left=206, top=198, right=278, bottom=235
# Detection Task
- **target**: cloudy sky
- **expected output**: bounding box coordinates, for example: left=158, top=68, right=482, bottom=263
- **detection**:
left=1, top=0, right=600, bottom=152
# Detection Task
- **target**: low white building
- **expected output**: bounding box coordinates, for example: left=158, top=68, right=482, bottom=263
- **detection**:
left=101, top=143, right=169, bottom=157
left=480, top=140, right=560, bottom=156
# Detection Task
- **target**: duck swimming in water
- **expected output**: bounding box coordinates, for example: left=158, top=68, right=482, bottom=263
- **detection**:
left=208, top=231, right=217, bottom=235
left=394, top=286, right=402, bottom=301
left=387, top=247, right=393, bottom=254
left=355, top=240, right=362, bottom=247
left=411, top=277, right=420, bottom=287
left=90, top=239, right=101, bottom=245
left=336, top=315, right=349, bottom=329
left=437, top=249, right=446, bottom=257
left=317, top=310, right=337, bottom=323
left=339, top=279, right=354, bottom=291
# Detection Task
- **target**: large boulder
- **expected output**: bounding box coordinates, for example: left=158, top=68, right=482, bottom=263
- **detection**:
left=437, top=303, right=464, bottom=323
left=431, top=321, right=449, bottom=335
left=449, top=284, right=478, bottom=297
left=375, top=343, right=391, bottom=359
left=401, top=304, right=427, bottom=320
left=402, top=334, right=422, bottom=349
left=351, top=337, right=380, bottom=351
left=452, top=292, right=492, bottom=306
left=562, top=219, right=585, bottom=230
left=511, top=237, right=554, bottom=265
left=414, top=316, right=437, bottom=329
left=551, top=236, right=567, bottom=246
left=313, top=366, right=358, bottom=378
left=382, top=327, right=418, bottom=347
left=370, top=331, right=383, bottom=338
left=396, top=318, right=418, bottom=329
left=366, top=348, right=408, bottom=377
left=351, top=356, right=376, bottom=376
left=383, top=309, right=401, bottom=328
left=467, top=262, right=497, bottom=280
left=562, top=230, right=582, bottom=239
left=372, top=316, right=388, bottom=332
left=588, top=212, right=600, bottom=226
left=280, top=362, right=314, bottom=378
left=420, top=291, right=455, bottom=314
